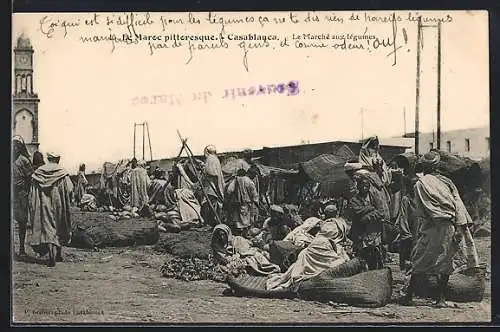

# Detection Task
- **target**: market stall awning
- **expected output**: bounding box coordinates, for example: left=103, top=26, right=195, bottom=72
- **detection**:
left=298, top=154, right=349, bottom=183
left=297, top=153, right=352, bottom=198
left=101, top=159, right=130, bottom=179
left=222, top=157, right=298, bottom=178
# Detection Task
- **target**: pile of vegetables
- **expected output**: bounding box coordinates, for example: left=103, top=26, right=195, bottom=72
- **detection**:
left=160, top=254, right=246, bottom=282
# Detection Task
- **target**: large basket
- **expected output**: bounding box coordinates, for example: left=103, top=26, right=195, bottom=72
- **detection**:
left=315, top=257, right=368, bottom=279
left=297, top=268, right=393, bottom=308
left=226, top=274, right=296, bottom=299
left=414, top=266, right=487, bottom=302
left=70, top=217, right=159, bottom=248
left=155, top=229, right=212, bottom=259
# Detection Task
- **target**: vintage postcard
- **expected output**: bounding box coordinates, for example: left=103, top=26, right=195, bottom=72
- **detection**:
left=11, top=10, right=490, bottom=324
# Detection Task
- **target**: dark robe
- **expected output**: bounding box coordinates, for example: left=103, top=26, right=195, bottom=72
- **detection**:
left=226, top=175, right=259, bottom=229
left=346, top=194, right=383, bottom=252
left=74, top=171, right=88, bottom=204
left=13, top=154, right=34, bottom=226
left=29, top=162, right=74, bottom=255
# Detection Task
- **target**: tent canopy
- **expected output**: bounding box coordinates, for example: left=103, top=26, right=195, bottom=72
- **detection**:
left=222, top=157, right=298, bottom=178
left=101, top=159, right=130, bottom=179
left=222, top=157, right=250, bottom=176
left=298, top=154, right=349, bottom=183
left=297, top=154, right=352, bottom=198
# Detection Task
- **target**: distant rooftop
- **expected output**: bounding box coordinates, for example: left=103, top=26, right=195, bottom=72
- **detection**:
left=401, top=125, right=489, bottom=139
left=261, top=139, right=410, bottom=150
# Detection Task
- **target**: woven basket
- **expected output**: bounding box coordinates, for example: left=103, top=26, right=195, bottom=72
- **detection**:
left=315, top=257, right=368, bottom=279
left=297, top=268, right=393, bottom=308
left=414, top=266, right=487, bottom=302
left=71, top=218, right=159, bottom=248
left=226, top=274, right=296, bottom=299
left=155, top=229, right=212, bottom=259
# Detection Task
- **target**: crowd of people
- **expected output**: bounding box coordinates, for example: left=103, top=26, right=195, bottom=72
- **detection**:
left=12, top=136, right=73, bottom=267
left=208, top=137, right=481, bottom=307
left=12, top=134, right=482, bottom=307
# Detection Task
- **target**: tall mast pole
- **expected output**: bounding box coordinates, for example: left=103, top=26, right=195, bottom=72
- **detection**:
left=436, top=21, right=442, bottom=150
left=142, top=122, right=145, bottom=160
left=415, top=17, right=422, bottom=155
left=360, top=108, right=365, bottom=141
left=133, top=123, right=136, bottom=158
left=146, top=122, right=153, bottom=161
left=403, top=107, right=407, bottom=136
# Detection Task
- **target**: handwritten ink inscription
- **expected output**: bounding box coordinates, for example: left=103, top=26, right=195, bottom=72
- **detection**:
left=37, top=11, right=456, bottom=71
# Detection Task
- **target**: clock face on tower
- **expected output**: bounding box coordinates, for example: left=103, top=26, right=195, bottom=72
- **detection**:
left=16, top=54, right=31, bottom=68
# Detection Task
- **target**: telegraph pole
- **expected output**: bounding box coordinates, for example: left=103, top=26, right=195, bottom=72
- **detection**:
left=436, top=21, right=442, bottom=150
left=133, top=123, right=136, bottom=158
left=415, top=19, right=442, bottom=153
left=146, top=122, right=153, bottom=161
left=142, top=122, right=145, bottom=160
left=133, top=122, right=153, bottom=161
left=414, top=17, right=422, bottom=155
left=360, top=108, right=365, bottom=141
left=403, top=107, right=407, bottom=136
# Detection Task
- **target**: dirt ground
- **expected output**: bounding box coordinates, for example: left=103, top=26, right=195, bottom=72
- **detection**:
left=11, top=209, right=492, bottom=324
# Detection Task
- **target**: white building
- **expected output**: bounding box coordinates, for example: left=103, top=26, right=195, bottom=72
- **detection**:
left=381, top=125, right=490, bottom=161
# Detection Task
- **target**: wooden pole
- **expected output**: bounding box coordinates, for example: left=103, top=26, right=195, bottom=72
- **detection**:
left=176, top=141, right=186, bottom=159
left=415, top=17, right=422, bottom=155
left=142, top=123, right=145, bottom=160
left=146, top=122, right=153, bottom=161
left=403, top=107, right=407, bottom=136
left=133, top=123, right=136, bottom=158
left=436, top=21, right=442, bottom=150
left=166, top=141, right=187, bottom=186
left=360, top=108, right=365, bottom=141
left=361, top=109, right=364, bottom=141
left=176, top=130, right=222, bottom=225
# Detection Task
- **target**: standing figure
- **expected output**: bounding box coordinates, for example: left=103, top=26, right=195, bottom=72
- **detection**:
left=32, top=151, right=45, bottom=170
left=28, top=152, right=73, bottom=267
left=201, top=145, right=225, bottom=227
left=246, top=166, right=262, bottom=222
left=12, top=136, right=34, bottom=258
left=389, top=161, right=418, bottom=272
left=346, top=173, right=385, bottom=269
left=359, top=136, right=392, bottom=188
left=74, top=163, right=88, bottom=206
left=148, top=168, right=167, bottom=205
left=401, top=151, right=480, bottom=307
left=226, top=168, right=259, bottom=236
left=129, top=158, right=151, bottom=212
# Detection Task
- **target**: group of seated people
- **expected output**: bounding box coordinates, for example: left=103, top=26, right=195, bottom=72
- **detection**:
left=211, top=201, right=354, bottom=292
left=212, top=149, right=481, bottom=308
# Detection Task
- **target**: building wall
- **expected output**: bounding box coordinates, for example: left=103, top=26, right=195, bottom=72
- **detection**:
left=25, top=144, right=39, bottom=156
left=70, top=173, right=102, bottom=187
left=13, top=108, right=33, bottom=143
left=417, top=126, right=489, bottom=160
left=79, top=141, right=408, bottom=179
left=13, top=36, right=40, bottom=152
left=13, top=100, right=39, bottom=144
left=147, top=141, right=408, bottom=172
left=260, top=141, right=407, bottom=169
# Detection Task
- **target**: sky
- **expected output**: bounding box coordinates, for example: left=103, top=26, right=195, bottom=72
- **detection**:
left=12, top=11, right=489, bottom=173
